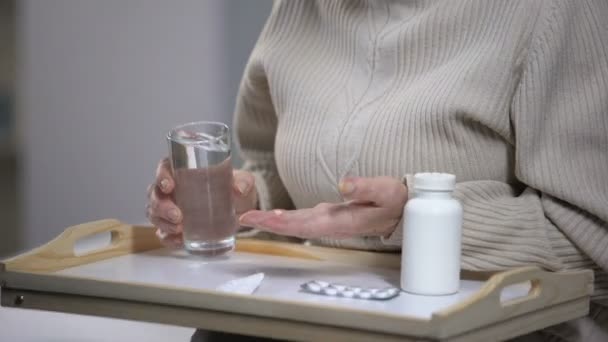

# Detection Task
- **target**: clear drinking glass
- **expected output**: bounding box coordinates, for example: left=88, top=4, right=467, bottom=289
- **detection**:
left=167, top=121, right=237, bottom=257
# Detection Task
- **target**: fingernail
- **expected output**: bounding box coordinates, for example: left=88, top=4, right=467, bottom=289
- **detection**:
left=160, top=179, right=169, bottom=190
left=168, top=208, right=181, bottom=223
left=236, top=180, right=250, bottom=195
left=156, top=229, right=168, bottom=240
left=239, top=211, right=264, bottom=226
left=168, top=224, right=181, bottom=234
left=239, top=212, right=254, bottom=225
left=273, top=209, right=283, bottom=216
left=339, top=180, right=355, bottom=195
left=239, top=218, right=251, bottom=228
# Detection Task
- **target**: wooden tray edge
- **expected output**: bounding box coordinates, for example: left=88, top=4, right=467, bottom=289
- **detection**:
left=431, top=267, right=593, bottom=338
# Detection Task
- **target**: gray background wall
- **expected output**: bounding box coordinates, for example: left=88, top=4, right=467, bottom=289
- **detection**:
left=12, top=0, right=272, bottom=253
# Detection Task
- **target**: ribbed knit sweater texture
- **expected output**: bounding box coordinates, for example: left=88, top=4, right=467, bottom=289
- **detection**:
left=233, top=0, right=608, bottom=299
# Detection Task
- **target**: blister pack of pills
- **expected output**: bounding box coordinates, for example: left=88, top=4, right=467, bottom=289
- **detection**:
left=300, top=280, right=400, bottom=300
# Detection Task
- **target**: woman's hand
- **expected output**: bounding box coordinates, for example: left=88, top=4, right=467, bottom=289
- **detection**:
left=146, top=158, right=258, bottom=247
left=239, top=177, right=407, bottom=239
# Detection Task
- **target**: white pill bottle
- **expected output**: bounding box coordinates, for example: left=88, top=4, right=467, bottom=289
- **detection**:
left=401, top=172, right=463, bottom=295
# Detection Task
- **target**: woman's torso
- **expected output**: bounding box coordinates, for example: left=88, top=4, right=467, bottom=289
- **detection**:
left=258, top=0, right=538, bottom=209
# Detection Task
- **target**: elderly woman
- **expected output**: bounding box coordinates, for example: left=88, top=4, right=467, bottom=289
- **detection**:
left=147, top=0, right=608, bottom=340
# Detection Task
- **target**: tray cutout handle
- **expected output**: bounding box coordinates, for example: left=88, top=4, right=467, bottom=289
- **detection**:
left=60, top=219, right=131, bottom=257
left=2, top=219, right=161, bottom=273
left=499, top=279, right=537, bottom=307
left=73, top=230, right=118, bottom=257
left=431, top=266, right=593, bottom=339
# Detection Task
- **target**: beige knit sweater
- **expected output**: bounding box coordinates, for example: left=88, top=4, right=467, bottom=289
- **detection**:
left=233, top=0, right=608, bottom=299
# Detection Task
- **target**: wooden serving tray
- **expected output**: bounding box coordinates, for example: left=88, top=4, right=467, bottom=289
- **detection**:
left=0, top=219, right=594, bottom=341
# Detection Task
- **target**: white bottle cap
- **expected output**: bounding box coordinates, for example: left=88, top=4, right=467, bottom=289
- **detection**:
left=413, top=172, right=456, bottom=191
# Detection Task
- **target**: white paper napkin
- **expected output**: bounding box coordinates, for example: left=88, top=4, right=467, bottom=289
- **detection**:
left=215, top=273, right=265, bottom=295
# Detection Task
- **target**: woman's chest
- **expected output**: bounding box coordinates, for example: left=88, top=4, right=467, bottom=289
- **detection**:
left=263, top=0, right=533, bottom=205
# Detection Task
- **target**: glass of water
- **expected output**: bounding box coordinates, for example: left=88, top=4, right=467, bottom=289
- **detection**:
left=167, top=121, right=237, bottom=257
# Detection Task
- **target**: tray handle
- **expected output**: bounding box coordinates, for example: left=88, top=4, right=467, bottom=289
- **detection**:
left=3, top=218, right=400, bottom=273
left=3, top=219, right=161, bottom=273
left=431, top=266, right=594, bottom=338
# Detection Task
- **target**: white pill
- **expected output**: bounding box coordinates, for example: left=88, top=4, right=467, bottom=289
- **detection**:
left=331, top=284, right=346, bottom=291
left=358, top=291, right=372, bottom=299
left=386, top=288, right=399, bottom=295
left=305, top=283, right=322, bottom=292
left=323, top=288, right=339, bottom=296
left=313, top=280, right=329, bottom=287
left=373, top=291, right=393, bottom=299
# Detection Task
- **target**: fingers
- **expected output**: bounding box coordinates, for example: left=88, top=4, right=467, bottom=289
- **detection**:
left=155, top=158, right=175, bottom=194
left=148, top=213, right=182, bottom=234
left=148, top=186, right=182, bottom=223
left=232, top=170, right=255, bottom=196
left=239, top=203, right=395, bottom=239
left=339, top=176, right=407, bottom=212
left=155, top=228, right=183, bottom=248
left=239, top=207, right=320, bottom=239
left=147, top=184, right=182, bottom=233
left=232, top=170, right=258, bottom=215
left=150, top=157, right=181, bottom=247
left=239, top=208, right=320, bottom=238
